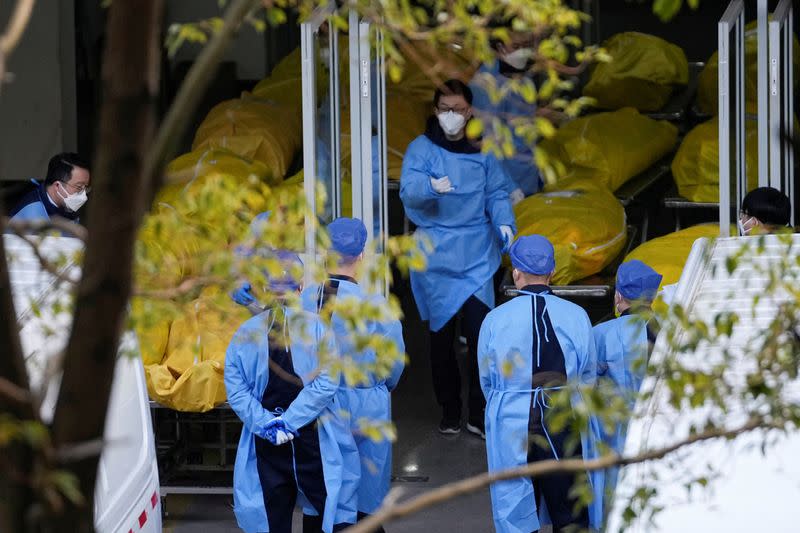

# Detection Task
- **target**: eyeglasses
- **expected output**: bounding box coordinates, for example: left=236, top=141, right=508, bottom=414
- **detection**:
left=62, top=181, right=91, bottom=194
left=436, top=105, right=469, bottom=115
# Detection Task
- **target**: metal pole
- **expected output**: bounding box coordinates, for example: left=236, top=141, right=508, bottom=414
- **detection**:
left=757, top=0, right=769, bottom=187
left=719, top=18, right=730, bottom=238
left=301, top=22, right=318, bottom=284
left=329, top=27, right=341, bottom=219
left=736, top=7, right=746, bottom=218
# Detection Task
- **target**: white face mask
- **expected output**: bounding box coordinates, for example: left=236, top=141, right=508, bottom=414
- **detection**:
left=503, top=48, right=533, bottom=70
left=437, top=111, right=466, bottom=136
left=58, top=182, right=88, bottom=212
left=738, top=216, right=755, bottom=236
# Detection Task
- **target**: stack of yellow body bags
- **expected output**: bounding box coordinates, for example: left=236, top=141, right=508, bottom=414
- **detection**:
left=671, top=116, right=759, bottom=203
left=624, top=224, right=723, bottom=289
left=542, top=108, right=678, bottom=191
left=696, top=22, right=800, bottom=116
left=583, top=32, right=689, bottom=112
left=513, top=178, right=627, bottom=285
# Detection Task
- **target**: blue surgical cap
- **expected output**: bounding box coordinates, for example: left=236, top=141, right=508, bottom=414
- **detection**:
left=509, top=235, right=556, bottom=275
left=616, top=260, right=662, bottom=301
left=268, top=249, right=303, bottom=293
left=328, top=217, right=367, bottom=257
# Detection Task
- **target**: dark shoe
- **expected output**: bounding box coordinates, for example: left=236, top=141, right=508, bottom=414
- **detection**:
left=466, top=418, right=485, bottom=439
left=438, top=417, right=461, bottom=434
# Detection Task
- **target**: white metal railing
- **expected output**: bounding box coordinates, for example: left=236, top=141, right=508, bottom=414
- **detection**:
left=718, top=0, right=746, bottom=237
left=769, top=0, right=796, bottom=226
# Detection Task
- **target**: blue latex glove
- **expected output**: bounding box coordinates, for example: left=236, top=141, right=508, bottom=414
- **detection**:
left=499, top=225, right=514, bottom=253
left=263, top=417, right=295, bottom=445
left=231, top=282, right=255, bottom=306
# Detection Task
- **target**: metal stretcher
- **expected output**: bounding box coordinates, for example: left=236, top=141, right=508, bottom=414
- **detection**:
left=150, top=401, right=238, bottom=515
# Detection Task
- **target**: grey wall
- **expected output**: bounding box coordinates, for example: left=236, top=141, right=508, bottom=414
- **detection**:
left=165, top=0, right=268, bottom=80
left=0, top=0, right=76, bottom=181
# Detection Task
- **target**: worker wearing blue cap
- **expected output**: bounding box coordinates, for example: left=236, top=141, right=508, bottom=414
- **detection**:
left=225, top=250, right=354, bottom=533
left=301, top=217, right=405, bottom=531
left=478, top=235, right=601, bottom=533
left=592, top=259, right=662, bottom=502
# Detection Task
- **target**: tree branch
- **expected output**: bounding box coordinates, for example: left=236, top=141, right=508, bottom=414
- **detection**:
left=0, top=0, right=35, bottom=55
left=11, top=233, right=79, bottom=286
left=344, top=417, right=775, bottom=533
left=133, top=275, right=224, bottom=299
left=0, top=376, right=31, bottom=406
left=141, top=0, right=260, bottom=202
left=3, top=217, right=88, bottom=242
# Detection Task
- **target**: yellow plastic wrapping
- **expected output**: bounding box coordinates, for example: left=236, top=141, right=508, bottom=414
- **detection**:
left=584, top=32, right=689, bottom=112
left=513, top=178, right=627, bottom=285
left=542, top=108, right=678, bottom=191
left=145, top=288, right=250, bottom=412
left=192, top=97, right=301, bottom=180
left=696, top=23, right=800, bottom=116
left=624, top=224, right=721, bottom=289
left=252, top=48, right=329, bottom=112
left=281, top=170, right=353, bottom=217
left=161, top=148, right=276, bottom=205
left=671, top=117, right=759, bottom=203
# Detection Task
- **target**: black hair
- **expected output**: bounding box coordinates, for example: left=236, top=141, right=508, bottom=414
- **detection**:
left=44, top=153, right=90, bottom=186
left=741, top=187, right=791, bottom=227
left=433, top=79, right=473, bottom=108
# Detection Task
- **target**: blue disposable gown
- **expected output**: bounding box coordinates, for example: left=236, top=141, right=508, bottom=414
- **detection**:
left=470, top=62, right=542, bottom=196
left=592, top=313, right=651, bottom=499
left=400, top=135, right=516, bottom=332
left=478, top=290, right=603, bottom=532
left=301, top=277, right=405, bottom=514
left=225, top=308, right=355, bottom=532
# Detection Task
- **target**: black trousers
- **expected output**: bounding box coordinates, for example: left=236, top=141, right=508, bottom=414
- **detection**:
left=528, top=426, right=590, bottom=532
left=255, top=424, right=328, bottom=533
left=428, top=295, right=490, bottom=422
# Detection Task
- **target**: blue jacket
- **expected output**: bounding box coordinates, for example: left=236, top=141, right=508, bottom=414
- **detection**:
left=8, top=179, right=80, bottom=225
left=301, top=276, right=405, bottom=514
left=592, top=311, right=653, bottom=505
left=400, top=132, right=516, bottom=332
left=225, top=308, right=353, bottom=532
left=470, top=62, right=542, bottom=196
left=478, top=288, right=602, bottom=532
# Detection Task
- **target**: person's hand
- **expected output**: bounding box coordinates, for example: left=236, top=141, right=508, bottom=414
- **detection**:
left=509, top=188, right=525, bottom=206
left=231, top=282, right=255, bottom=306
left=499, top=225, right=514, bottom=253
left=263, top=417, right=295, bottom=445
left=430, top=176, right=455, bottom=194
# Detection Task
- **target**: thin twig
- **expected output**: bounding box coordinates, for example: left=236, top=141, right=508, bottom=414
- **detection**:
left=4, top=217, right=88, bottom=242
left=0, top=376, right=31, bottom=405
left=56, top=439, right=105, bottom=464
left=0, top=0, right=35, bottom=55
left=343, top=417, right=774, bottom=533
left=13, top=233, right=79, bottom=285
left=134, top=276, right=224, bottom=299
left=141, top=0, right=260, bottom=194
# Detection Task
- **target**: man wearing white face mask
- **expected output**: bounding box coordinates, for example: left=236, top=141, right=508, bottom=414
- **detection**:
left=9, top=153, right=91, bottom=226
left=400, top=79, right=516, bottom=436
left=470, top=31, right=542, bottom=202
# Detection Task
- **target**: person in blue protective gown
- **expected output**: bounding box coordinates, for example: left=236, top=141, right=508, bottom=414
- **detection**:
left=400, top=79, right=516, bottom=436
left=230, top=211, right=273, bottom=313
left=301, top=217, right=405, bottom=532
left=593, top=260, right=662, bottom=504
left=9, top=153, right=91, bottom=226
left=225, top=251, right=357, bottom=533
left=478, top=235, right=602, bottom=532
left=469, top=32, right=543, bottom=201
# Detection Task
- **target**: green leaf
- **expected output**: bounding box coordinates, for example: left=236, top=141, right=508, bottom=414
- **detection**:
left=466, top=118, right=484, bottom=139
